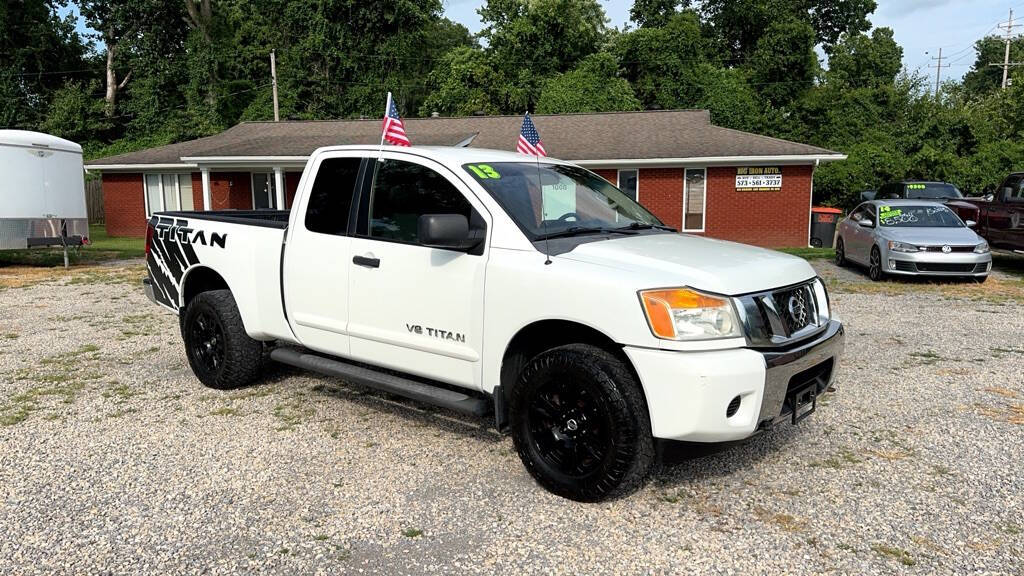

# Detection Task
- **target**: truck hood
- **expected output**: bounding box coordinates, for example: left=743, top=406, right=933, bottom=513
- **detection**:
left=879, top=226, right=982, bottom=246
left=555, top=233, right=817, bottom=295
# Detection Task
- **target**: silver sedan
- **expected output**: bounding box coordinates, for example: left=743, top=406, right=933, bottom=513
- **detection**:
left=835, top=199, right=991, bottom=281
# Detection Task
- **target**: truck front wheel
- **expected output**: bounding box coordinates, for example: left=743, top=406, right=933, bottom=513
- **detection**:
left=509, top=344, right=656, bottom=501
left=182, top=290, right=264, bottom=389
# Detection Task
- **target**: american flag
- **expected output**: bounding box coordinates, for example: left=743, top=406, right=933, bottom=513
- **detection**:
left=516, top=112, right=546, bottom=157
left=381, top=92, right=410, bottom=147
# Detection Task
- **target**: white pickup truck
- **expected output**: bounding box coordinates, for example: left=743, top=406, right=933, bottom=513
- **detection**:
left=144, top=146, right=844, bottom=501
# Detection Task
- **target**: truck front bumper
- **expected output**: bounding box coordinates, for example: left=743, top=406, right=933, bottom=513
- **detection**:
left=624, top=320, right=844, bottom=442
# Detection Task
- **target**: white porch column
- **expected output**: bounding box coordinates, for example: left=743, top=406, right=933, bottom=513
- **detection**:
left=274, top=167, right=286, bottom=210
left=201, top=168, right=212, bottom=211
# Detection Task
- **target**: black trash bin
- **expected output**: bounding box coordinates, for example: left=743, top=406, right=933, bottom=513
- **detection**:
left=810, top=207, right=842, bottom=248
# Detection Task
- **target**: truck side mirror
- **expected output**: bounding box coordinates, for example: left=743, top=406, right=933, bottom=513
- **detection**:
left=418, top=214, right=475, bottom=251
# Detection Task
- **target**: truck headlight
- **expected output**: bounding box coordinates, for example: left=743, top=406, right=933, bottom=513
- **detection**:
left=974, top=241, right=989, bottom=254
left=888, top=240, right=919, bottom=253
left=639, top=288, right=742, bottom=341
left=811, top=277, right=831, bottom=321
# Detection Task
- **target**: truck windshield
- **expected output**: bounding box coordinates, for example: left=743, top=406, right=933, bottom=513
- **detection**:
left=878, top=205, right=964, bottom=227
left=905, top=183, right=962, bottom=199
left=462, top=162, right=664, bottom=239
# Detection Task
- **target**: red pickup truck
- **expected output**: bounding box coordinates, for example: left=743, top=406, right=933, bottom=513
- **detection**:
left=948, top=173, right=1024, bottom=254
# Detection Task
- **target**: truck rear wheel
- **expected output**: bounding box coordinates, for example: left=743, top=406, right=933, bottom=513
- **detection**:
left=509, top=344, right=655, bottom=501
left=182, top=290, right=264, bottom=390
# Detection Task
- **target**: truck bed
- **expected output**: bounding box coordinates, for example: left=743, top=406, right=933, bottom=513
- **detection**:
left=157, top=210, right=290, bottom=229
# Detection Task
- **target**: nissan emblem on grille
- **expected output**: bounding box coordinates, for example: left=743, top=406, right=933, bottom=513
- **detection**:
left=787, top=291, right=809, bottom=327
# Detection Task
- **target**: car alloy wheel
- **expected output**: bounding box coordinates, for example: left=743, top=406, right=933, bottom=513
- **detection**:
left=868, top=247, right=883, bottom=281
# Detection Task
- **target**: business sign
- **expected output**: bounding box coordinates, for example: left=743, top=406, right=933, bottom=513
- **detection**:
left=736, top=167, right=782, bottom=191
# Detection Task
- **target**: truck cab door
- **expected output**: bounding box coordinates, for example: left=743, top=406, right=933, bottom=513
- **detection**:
left=282, top=154, right=365, bottom=356
left=989, top=176, right=1024, bottom=250
left=346, top=154, right=489, bottom=390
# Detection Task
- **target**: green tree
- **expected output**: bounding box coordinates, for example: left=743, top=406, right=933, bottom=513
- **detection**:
left=826, top=28, right=902, bottom=88
left=421, top=46, right=511, bottom=116
left=0, top=0, right=88, bottom=129
left=615, top=10, right=709, bottom=109
left=629, top=0, right=690, bottom=28
left=746, top=17, right=818, bottom=106
left=700, top=0, right=875, bottom=58
left=40, top=80, right=110, bottom=145
left=536, top=52, right=641, bottom=113
left=479, top=0, right=609, bottom=108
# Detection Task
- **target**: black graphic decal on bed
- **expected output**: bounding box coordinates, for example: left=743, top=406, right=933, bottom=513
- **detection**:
left=147, top=217, right=202, bottom=310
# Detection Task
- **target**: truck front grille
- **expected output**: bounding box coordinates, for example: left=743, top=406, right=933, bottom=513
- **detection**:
left=735, top=279, right=828, bottom=348
left=770, top=284, right=815, bottom=335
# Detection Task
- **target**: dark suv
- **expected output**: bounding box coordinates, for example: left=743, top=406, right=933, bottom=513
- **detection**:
left=875, top=181, right=964, bottom=200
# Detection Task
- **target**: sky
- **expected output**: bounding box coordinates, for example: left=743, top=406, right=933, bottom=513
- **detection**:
left=63, top=1, right=1022, bottom=81
left=442, top=0, right=1024, bottom=81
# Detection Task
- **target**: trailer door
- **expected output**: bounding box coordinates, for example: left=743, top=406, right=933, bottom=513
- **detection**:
left=41, top=148, right=87, bottom=219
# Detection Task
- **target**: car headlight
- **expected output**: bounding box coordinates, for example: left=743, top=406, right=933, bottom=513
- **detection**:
left=888, top=240, right=919, bottom=253
left=639, top=288, right=742, bottom=341
left=974, top=241, right=990, bottom=254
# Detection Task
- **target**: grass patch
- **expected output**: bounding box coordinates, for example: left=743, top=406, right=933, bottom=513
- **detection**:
left=778, top=247, right=836, bottom=260
left=909, top=350, right=942, bottom=365
left=210, top=406, right=240, bottom=417
left=825, top=272, right=1024, bottom=304
left=871, top=543, right=915, bottom=566
left=272, top=400, right=313, bottom=431
left=402, top=528, right=423, bottom=538
left=3, top=333, right=17, bottom=340
left=1, top=381, right=86, bottom=426
left=754, top=507, right=806, bottom=532
left=0, top=224, right=144, bottom=268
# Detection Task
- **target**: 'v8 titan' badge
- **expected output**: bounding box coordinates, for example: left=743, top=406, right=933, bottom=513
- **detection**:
left=406, top=324, right=466, bottom=343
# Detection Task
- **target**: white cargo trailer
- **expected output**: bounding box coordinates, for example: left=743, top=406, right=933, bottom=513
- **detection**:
left=0, top=130, right=89, bottom=263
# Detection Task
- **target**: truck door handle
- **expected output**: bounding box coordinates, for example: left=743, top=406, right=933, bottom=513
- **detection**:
left=353, top=255, right=380, bottom=268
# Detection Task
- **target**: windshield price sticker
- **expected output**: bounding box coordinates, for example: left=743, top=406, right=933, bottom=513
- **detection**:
left=878, top=206, right=901, bottom=222
left=467, top=164, right=501, bottom=179
left=736, top=167, right=782, bottom=191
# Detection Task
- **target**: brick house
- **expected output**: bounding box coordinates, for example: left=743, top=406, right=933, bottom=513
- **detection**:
left=85, top=110, right=844, bottom=247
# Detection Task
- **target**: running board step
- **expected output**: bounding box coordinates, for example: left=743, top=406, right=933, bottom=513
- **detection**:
left=269, top=347, right=489, bottom=417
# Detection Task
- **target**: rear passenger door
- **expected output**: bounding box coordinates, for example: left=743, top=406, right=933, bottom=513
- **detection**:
left=282, top=153, right=365, bottom=357
left=346, top=153, right=490, bottom=390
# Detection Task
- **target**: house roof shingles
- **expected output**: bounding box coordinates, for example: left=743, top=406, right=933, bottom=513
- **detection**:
left=86, top=109, right=841, bottom=167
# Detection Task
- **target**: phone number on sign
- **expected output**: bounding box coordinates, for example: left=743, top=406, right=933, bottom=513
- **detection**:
left=736, top=174, right=782, bottom=190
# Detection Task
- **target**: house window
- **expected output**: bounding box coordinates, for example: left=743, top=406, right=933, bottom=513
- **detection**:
left=144, top=173, right=194, bottom=217
left=617, top=169, right=638, bottom=202
left=683, top=168, right=706, bottom=232
left=252, top=173, right=279, bottom=210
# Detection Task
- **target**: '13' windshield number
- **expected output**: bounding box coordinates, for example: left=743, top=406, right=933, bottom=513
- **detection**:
left=467, top=164, right=500, bottom=179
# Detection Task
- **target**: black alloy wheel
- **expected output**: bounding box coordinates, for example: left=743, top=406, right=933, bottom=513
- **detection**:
left=189, top=309, right=225, bottom=375
left=525, top=375, right=613, bottom=479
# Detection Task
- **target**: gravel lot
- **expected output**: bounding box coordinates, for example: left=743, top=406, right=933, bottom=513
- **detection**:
left=1, top=259, right=1022, bottom=575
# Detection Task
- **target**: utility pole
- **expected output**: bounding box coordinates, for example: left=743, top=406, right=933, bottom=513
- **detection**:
left=929, top=47, right=950, bottom=97
left=270, top=50, right=280, bottom=122
left=990, top=9, right=1022, bottom=89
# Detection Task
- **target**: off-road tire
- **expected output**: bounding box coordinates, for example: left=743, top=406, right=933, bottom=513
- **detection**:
left=509, top=343, right=656, bottom=502
left=182, top=290, right=264, bottom=389
left=834, top=238, right=846, bottom=267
